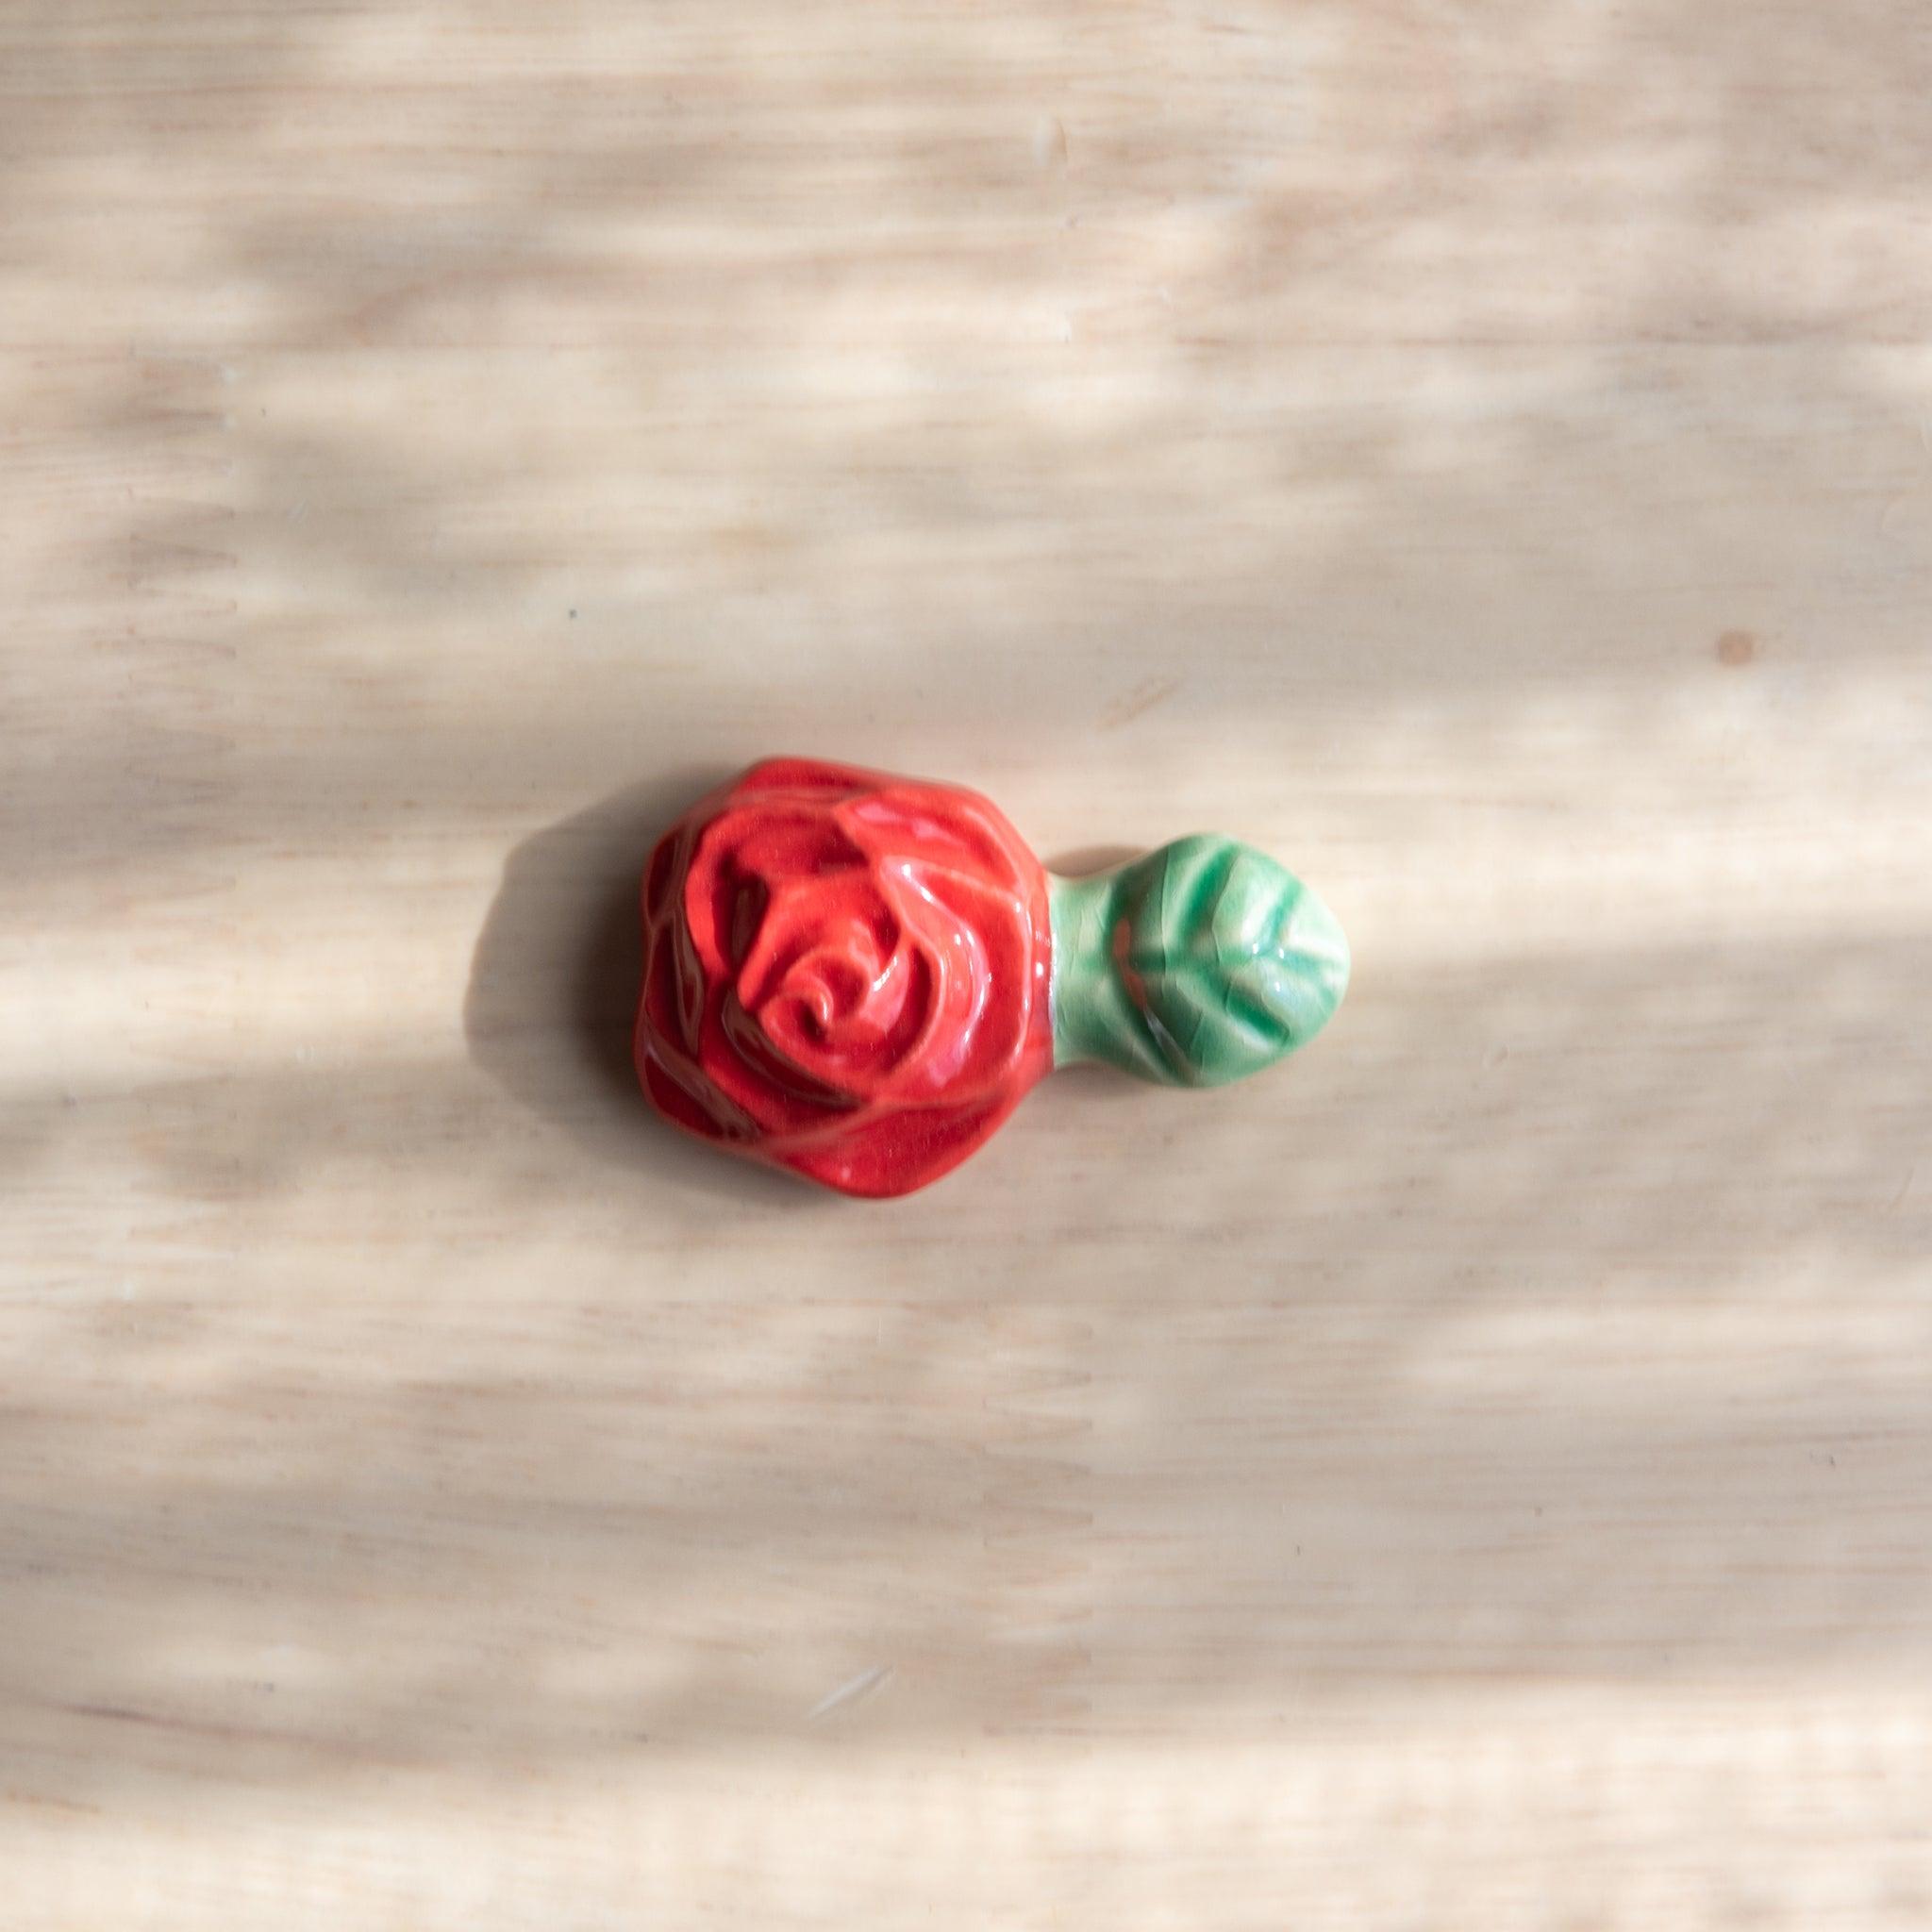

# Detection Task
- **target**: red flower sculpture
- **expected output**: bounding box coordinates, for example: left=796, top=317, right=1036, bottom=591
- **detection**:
left=635, top=758, right=1055, bottom=1197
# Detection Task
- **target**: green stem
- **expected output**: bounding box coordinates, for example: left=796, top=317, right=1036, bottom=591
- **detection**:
left=1048, top=836, right=1349, bottom=1087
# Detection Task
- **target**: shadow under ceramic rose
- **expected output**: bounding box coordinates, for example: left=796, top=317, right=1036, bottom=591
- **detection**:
left=463, top=769, right=838, bottom=1209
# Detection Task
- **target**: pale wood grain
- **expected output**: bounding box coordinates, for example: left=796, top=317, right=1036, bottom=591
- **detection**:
left=3, top=2, right=1930, bottom=1926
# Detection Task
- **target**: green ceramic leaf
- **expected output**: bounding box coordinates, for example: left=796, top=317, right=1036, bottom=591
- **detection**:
left=1049, top=835, right=1348, bottom=1086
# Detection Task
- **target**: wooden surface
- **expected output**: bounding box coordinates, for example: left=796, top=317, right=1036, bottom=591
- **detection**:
left=5, top=3, right=1931, bottom=1924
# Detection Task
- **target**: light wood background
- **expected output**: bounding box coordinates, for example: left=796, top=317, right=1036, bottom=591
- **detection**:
left=5, top=2, right=1930, bottom=1925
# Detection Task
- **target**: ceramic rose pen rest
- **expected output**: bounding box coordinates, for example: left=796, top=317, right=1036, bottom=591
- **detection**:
left=634, top=758, right=1349, bottom=1197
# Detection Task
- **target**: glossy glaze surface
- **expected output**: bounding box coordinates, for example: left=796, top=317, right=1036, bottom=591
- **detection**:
left=638, top=763, right=1351, bottom=1195
left=635, top=758, right=1054, bottom=1197
left=1048, top=836, right=1350, bottom=1086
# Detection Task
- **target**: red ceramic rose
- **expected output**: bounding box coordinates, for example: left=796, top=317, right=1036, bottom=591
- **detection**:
left=635, top=758, right=1054, bottom=1197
